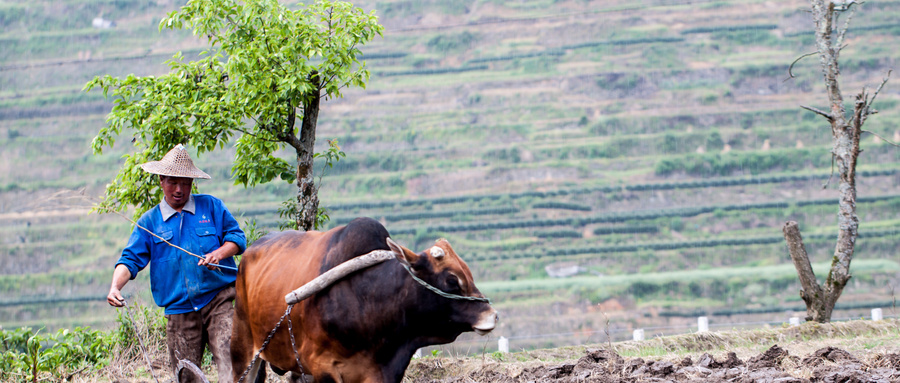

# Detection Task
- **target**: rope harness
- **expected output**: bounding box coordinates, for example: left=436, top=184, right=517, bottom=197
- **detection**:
left=400, top=263, right=491, bottom=303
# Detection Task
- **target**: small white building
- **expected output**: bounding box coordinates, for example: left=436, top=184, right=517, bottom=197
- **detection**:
left=92, top=17, right=116, bottom=29
left=545, top=262, right=584, bottom=278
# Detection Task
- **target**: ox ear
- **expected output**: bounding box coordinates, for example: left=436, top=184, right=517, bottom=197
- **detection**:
left=387, top=237, right=418, bottom=267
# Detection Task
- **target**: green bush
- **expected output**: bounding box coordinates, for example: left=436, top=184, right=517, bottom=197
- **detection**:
left=426, top=31, right=479, bottom=52
left=0, top=326, right=112, bottom=383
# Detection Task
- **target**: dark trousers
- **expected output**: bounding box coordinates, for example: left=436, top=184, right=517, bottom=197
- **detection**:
left=166, top=286, right=235, bottom=383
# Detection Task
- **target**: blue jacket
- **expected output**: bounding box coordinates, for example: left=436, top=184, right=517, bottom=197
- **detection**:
left=116, top=194, right=246, bottom=314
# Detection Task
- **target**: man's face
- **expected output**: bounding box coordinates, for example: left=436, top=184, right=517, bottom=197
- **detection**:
left=160, top=176, right=193, bottom=209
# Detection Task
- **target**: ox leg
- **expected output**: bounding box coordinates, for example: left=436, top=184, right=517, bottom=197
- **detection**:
left=234, top=357, right=266, bottom=383
left=289, top=372, right=315, bottom=383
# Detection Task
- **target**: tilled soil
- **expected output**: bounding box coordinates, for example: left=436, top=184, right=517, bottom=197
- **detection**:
left=406, top=346, right=900, bottom=382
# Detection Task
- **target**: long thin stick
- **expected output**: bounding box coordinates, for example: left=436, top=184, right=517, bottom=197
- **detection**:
left=67, top=190, right=238, bottom=272
left=107, top=207, right=239, bottom=272
left=122, top=300, right=161, bottom=383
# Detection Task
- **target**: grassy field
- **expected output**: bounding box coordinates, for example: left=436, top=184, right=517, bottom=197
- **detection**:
left=1, top=0, right=900, bottom=351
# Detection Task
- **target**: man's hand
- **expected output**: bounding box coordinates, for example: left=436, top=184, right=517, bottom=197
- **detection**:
left=199, top=250, right=223, bottom=270
left=199, top=241, right=240, bottom=270
left=108, top=265, right=131, bottom=307
left=108, top=287, right=125, bottom=307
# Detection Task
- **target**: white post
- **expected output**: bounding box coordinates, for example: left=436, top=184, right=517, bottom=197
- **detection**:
left=413, top=348, right=422, bottom=359
left=789, top=317, right=801, bottom=326
left=872, top=308, right=883, bottom=321
left=633, top=329, right=644, bottom=341
left=498, top=336, right=509, bottom=353
left=698, top=316, right=709, bottom=333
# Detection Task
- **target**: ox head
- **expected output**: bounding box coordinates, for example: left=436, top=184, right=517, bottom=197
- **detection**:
left=386, top=238, right=498, bottom=337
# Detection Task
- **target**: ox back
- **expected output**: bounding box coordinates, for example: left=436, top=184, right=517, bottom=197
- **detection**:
left=231, top=217, right=497, bottom=383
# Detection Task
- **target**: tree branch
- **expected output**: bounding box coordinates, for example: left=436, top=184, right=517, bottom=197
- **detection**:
left=865, top=69, right=892, bottom=114
left=835, top=6, right=857, bottom=51
left=801, top=104, right=833, bottom=121
left=861, top=130, right=900, bottom=147
left=233, top=126, right=281, bottom=143
left=822, top=153, right=835, bottom=189
left=785, top=51, right=818, bottom=82
left=783, top=221, right=825, bottom=322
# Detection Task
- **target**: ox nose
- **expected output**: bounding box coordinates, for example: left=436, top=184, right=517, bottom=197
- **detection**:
left=473, top=310, right=499, bottom=335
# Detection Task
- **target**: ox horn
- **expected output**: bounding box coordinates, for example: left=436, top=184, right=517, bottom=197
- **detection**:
left=285, top=249, right=397, bottom=305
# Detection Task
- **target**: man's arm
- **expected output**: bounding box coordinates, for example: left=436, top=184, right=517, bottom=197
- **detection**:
left=107, top=264, right=132, bottom=307
left=199, top=241, right=240, bottom=269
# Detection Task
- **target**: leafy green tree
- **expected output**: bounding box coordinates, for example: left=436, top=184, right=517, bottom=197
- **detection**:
left=85, top=0, right=383, bottom=230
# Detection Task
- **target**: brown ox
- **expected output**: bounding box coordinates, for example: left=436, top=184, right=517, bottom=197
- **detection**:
left=231, top=217, right=498, bottom=383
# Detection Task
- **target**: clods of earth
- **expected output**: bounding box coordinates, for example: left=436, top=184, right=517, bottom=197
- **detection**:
left=407, top=346, right=900, bottom=382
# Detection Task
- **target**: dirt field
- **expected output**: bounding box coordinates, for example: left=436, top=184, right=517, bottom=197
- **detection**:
left=406, top=346, right=900, bottom=382
left=403, top=320, right=900, bottom=383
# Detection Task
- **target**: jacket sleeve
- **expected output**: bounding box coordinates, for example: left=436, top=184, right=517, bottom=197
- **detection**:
left=218, top=199, right=247, bottom=255
left=115, top=215, right=153, bottom=280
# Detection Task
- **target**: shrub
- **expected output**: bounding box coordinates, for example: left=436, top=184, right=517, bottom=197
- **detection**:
left=0, top=326, right=112, bottom=383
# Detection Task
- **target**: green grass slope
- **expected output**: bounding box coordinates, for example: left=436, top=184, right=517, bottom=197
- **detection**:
left=1, top=0, right=899, bottom=349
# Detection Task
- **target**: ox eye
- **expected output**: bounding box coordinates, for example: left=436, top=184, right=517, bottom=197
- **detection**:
left=445, top=276, right=461, bottom=292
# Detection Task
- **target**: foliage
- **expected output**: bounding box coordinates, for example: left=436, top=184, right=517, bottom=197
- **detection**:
left=275, top=138, right=345, bottom=230
left=532, top=201, right=591, bottom=211
left=242, top=218, right=267, bottom=248
left=426, top=31, right=478, bottom=53
left=380, top=64, right=488, bottom=77
left=0, top=326, right=112, bottom=383
left=84, top=0, right=383, bottom=222
left=681, top=24, right=778, bottom=34
left=110, top=303, right=167, bottom=362
left=654, top=149, right=830, bottom=177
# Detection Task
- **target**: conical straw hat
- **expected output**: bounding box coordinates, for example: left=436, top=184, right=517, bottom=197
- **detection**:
left=140, top=144, right=211, bottom=179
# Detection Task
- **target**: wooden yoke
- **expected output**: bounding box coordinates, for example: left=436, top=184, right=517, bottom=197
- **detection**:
left=285, top=250, right=397, bottom=305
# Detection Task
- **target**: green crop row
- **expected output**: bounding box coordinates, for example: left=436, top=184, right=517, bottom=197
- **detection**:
left=467, top=49, right=565, bottom=64
left=364, top=193, right=900, bottom=237
left=681, top=24, right=778, bottom=35
left=592, top=226, right=658, bottom=235
left=359, top=52, right=408, bottom=60
left=533, top=230, right=582, bottom=239
left=378, top=64, right=489, bottom=77
left=468, top=228, right=900, bottom=262
left=591, top=107, right=807, bottom=135
left=531, top=202, right=591, bottom=211
left=330, top=206, right=519, bottom=226
left=479, top=259, right=900, bottom=294
left=654, top=149, right=831, bottom=176
left=560, top=37, right=685, bottom=50
left=322, top=169, right=899, bottom=212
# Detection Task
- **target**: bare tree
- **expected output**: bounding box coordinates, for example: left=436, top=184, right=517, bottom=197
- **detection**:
left=783, top=0, right=891, bottom=323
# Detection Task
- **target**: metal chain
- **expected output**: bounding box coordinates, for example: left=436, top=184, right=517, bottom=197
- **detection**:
left=236, top=305, right=295, bottom=383
left=400, top=263, right=492, bottom=303
left=286, top=305, right=308, bottom=383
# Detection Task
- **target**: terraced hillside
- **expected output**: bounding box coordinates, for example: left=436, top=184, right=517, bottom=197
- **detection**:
left=2, top=0, right=900, bottom=351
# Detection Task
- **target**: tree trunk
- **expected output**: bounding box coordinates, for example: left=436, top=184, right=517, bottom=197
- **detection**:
left=785, top=0, right=888, bottom=322
left=295, top=75, right=321, bottom=231
left=782, top=221, right=830, bottom=322
left=811, top=0, right=857, bottom=322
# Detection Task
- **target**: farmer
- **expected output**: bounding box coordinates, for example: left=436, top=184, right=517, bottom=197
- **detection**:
left=107, top=144, right=246, bottom=383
